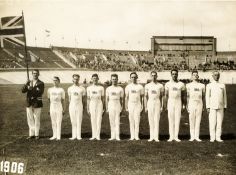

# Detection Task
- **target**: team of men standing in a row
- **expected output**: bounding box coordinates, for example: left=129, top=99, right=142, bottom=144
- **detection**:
left=22, top=69, right=227, bottom=142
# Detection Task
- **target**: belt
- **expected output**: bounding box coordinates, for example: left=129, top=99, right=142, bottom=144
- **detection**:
left=109, top=99, right=120, bottom=101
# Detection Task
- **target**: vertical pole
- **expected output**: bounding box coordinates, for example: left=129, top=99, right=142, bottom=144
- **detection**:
left=22, top=11, right=29, bottom=80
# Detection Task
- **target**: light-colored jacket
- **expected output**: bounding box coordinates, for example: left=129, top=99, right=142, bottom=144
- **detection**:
left=206, top=81, right=227, bottom=109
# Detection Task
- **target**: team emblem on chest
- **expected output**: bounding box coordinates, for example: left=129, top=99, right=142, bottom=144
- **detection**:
left=111, top=92, right=116, bottom=96
left=151, top=90, right=157, bottom=94
left=172, top=87, right=178, bottom=91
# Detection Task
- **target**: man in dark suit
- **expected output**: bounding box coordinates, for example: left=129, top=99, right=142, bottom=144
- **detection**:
left=22, top=69, right=44, bottom=140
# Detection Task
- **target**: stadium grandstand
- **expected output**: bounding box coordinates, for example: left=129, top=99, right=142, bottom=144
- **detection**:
left=1, top=36, right=236, bottom=71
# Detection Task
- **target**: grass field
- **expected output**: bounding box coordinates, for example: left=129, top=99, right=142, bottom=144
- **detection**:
left=0, top=84, right=235, bottom=175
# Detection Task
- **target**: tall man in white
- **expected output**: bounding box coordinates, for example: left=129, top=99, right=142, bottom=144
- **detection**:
left=125, top=72, right=144, bottom=141
left=186, top=70, right=205, bottom=142
left=144, top=71, right=164, bottom=142
left=164, top=69, right=186, bottom=142
left=22, top=69, right=44, bottom=140
left=206, top=71, right=227, bottom=142
left=68, top=74, right=86, bottom=140
left=47, top=76, right=66, bottom=140
left=106, top=74, right=124, bottom=141
left=87, top=74, right=105, bottom=140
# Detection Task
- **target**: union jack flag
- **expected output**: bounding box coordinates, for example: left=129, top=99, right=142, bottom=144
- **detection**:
left=0, top=16, right=25, bottom=48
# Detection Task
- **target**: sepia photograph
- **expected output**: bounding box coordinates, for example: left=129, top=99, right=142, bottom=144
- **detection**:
left=0, top=0, right=235, bottom=174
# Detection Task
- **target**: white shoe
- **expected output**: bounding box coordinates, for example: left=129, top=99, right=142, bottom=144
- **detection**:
left=56, top=138, right=60, bottom=141
left=195, top=138, right=202, bottom=142
left=77, top=138, right=82, bottom=140
left=189, top=138, right=194, bottom=142
left=175, top=138, right=181, bottom=142
left=69, top=137, right=76, bottom=140
left=148, top=139, right=153, bottom=142
left=108, top=138, right=115, bottom=141
left=154, top=139, right=160, bottom=142
left=210, top=139, right=215, bottom=142
left=96, top=137, right=101, bottom=141
left=167, top=138, right=173, bottom=142
left=216, top=139, right=223, bottom=142
left=89, top=137, right=95, bottom=140
left=135, top=138, right=140, bottom=141
left=49, top=137, right=56, bottom=140
left=129, top=138, right=134, bottom=141
left=116, top=138, right=121, bottom=141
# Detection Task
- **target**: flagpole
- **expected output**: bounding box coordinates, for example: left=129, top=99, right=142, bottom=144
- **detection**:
left=22, top=11, right=29, bottom=81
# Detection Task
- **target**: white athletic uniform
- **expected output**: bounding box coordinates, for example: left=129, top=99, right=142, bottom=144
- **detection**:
left=68, top=85, right=86, bottom=139
left=206, top=80, right=227, bottom=141
left=87, top=85, right=104, bottom=140
left=145, top=82, right=164, bottom=141
left=47, top=87, right=65, bottom=140
left=165, top=81, right=185, bottom=140
left=125, top=83, right=144, bottom=140
left=186, top=82, right=205, bottom=140
left=106, top=85, right=124, bottom=140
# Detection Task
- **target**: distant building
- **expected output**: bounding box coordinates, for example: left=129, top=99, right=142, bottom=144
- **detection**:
left=151, top=36, right=217, bottom=68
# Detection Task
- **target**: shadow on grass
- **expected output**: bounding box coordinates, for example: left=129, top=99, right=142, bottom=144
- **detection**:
left=28, top=133, right=235, bottom=141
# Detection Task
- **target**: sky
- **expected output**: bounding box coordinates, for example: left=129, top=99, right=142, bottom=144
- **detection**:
left=0, top=0, right=236, bottom=51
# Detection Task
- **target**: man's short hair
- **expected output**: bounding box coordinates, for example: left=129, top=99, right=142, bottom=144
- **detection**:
left=192, top=70, right=198, bottom=74
left=171, top=68, right=178, bottom=74
left=130, top=72, right=138, bottom=78
left=32, top=69, right=39, bottom=74
left=111, top=74, right=118, bottom=79
left=92, top=73, right=99, bottom=78
left=72, top=74, right=80, bottom=78
left=150, top=71, right=157, bottom=75
left=212, top=70, right=220, bottom=75
left=53, top=76, right=60, bottom=82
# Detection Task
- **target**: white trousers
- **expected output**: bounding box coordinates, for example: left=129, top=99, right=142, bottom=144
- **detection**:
left=209, top=109, right=224, bottom=141
left=188, top=100, right=203, bottom=140
left=69, top=102, right=83, bottom=139
left=128, top=102, right=142, bottom=140
left=89, top=100, right=103, bottom=139
left=147, top=100, right=161, bottom=140
left=50, top=103, right=63, bottom=139
left=167, top=99, right=182, bottom=140
left=108, top=100, right=121, bottom=139
left=26, top=107, right=41, bottom=136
